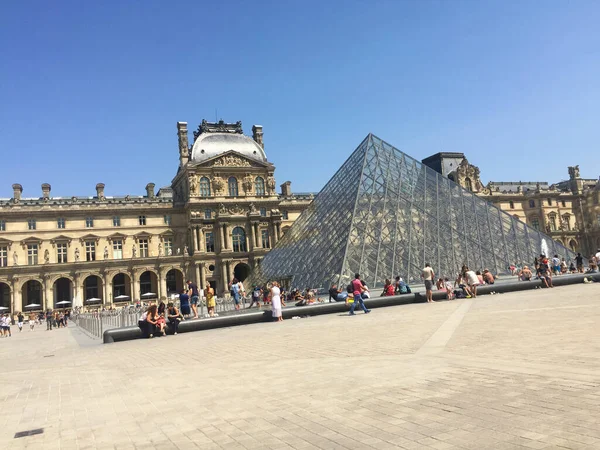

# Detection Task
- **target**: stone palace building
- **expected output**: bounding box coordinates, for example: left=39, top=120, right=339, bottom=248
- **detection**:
left=0, top=120, right=313, bottom=313
left=422, top=152, right=600, bottom=257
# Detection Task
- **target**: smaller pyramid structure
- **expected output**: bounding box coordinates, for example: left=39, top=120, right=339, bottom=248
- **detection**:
left=254, top=134, right=574, bottom=290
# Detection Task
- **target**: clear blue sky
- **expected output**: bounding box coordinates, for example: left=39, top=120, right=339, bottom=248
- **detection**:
left=1, top=1, right=599, bottom=198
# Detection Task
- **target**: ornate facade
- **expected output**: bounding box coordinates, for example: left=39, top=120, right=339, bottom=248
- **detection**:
left=422, top=153, right=599, bottom=256
left=0, top=120, right=313, bottom=313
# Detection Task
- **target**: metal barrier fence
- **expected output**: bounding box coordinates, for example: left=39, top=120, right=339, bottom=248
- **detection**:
left=73, top=295, right=250, bottom=339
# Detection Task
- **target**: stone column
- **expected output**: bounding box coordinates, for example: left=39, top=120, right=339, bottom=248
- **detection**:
left=192, top=227, right=199, bottom=253
left=199, top=262, right=205, bottom=289
left=247, top=222, right=255, bottom=251
left=131, top=272, right=140, bottom=303
left=226, top=260, right=232, bottom=284
left=220, top=262, right=228, bottom=295
left=252, top=222, right=260, bottom=249
left=159, top=271, right=167, bottom=301
left=275, top=222, right=281, bottom=241
left=11, top=279, right=21, bottom=313
left=196, top=227, right=203, bottom=253
left=195, top=263, right=201, bottom=288
left=43, top=276, right=52, bottom=310
left=73, top=274, right=81, bottom=307
left=103, top=273, right=110, bottom=307
left=221, top=224, right=228, bottom=250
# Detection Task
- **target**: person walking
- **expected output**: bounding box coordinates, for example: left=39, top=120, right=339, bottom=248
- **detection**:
left=270, top=282, right=283, bottom=322
left=349, top=273, right=371, bottom=315
left=421, top=263, right=435, bottom=303
left=46, top=309, right=53, bottom=331
left=29, top=312, right=36, bottom=331
left=17, top=312, right=24, bottom=332
left=187, top=280, right=200, bottom=319
left=248, top=285, right=262, bottom=308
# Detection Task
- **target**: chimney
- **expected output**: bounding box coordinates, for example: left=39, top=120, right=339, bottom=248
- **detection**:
left=41, top=183, right=51, bottom=199
left=280, top=181, right=292, bottom=197
left=177, top=122, right=189, bottom=166
left=252, top=125, right=264, bottom=149
left=146, top=182, right=155, bottom=198
left=96, top=183, right=105, bottom=199
left=12, top=184, right=22, bottom=203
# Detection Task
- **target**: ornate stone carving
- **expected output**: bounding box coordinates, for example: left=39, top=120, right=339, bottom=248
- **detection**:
left=212, top=155, right=252, bottom=167
left=189, top=175, right=199, bottom=196
left=218, top=203, right=227, bottom=214
left=212, top=176, right=225, bottom=194
left=184, top=245, right=189, bottom=256
left=74, top=248, right=80, bottom=262
left=568, top=165, right=580, bottom=180
left=158, top=243, right=163, bottom=256
left=242, top=174, right=253, bottom=193
left=228, top=204, right=246, bottom=215
left=249, top=203, right=258, bottom=213
left=104, top=246, right=109, bottom=260
left=44, top=249, right=50, bottom=264
left=195, top=119, right=244, bottom=140
left=13, top=252, right=18, bottom=265
left=132, top=245, right=137, bottom=258
left=267, top=176, right=276, bottom=192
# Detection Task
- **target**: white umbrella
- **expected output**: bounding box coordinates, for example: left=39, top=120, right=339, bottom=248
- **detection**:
left=114, top=295, right=130, bottom=301
left=25, top=303, right=41, bottom=308
left=56, top=301, right=71, bottom=305
left=141, top=292, right=157, bottom=298
left=86, top=298, right=102, bottom=303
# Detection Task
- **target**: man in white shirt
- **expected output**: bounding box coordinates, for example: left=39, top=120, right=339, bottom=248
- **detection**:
left=421, top=263, right=435, bottom=303
left=465, top=267, right=480, bottom=298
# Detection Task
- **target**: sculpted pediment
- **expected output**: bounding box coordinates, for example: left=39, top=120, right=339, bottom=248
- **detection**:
left=198, top=151, right=270, bottom=168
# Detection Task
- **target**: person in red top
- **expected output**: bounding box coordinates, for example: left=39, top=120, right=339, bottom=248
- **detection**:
left=349, top=273, right=371, bottom=315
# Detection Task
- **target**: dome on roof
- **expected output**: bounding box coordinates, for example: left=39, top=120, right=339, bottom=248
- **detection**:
left=190, top=132, right=267, bottom=163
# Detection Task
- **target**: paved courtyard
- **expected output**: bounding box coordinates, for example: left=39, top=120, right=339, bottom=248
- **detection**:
left=1, top=283, right=600, bottom=450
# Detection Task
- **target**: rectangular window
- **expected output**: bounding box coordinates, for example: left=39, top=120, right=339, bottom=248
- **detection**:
left=139, top=216, right=146, bottom=226
left=0, top=220, right=5, bottom=231
left=205, top=232, right=215, bottom=253
left=204, top=209, right=212, bottom=220
left=113, top=216, right=121, bottom=227
left=28, top=219, right=36, bottom=230
left=529, top=200, right=535, bottom=208
left=0, top=246, right=7, bottom=267
left=164, top=215, right=171, bottom=225
left=261, top=229, right=271, bottom=249
left=112, top=240, right=123, bottom=259
left=561, top=200, right=566, bottom=207
left=547, top=198, right=552, bottom=206
left=531, top=217, right=540, bottom=230
left=85, top=241, right=96, bottom=261
left=509, top=201, right=514, bottom=210
left=139, top=239, right=149, bottom=257
left=260, top=208, right=267, bottom=217
left=27, top=244, right=38, bottom=265
left=282, top=210, right=289, bottom=220
left=86, top=217, right=94, bottom=228
left=164, top=238, right=173, bottom=256
left=57, top=243, right=68, bottom=263
left=57, top=218, right=65, bottom=229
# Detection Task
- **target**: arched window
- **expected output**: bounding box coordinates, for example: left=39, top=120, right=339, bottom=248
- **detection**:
left=255, top=177, right=265, bottom=196
left=548, top=214, right=557, bottom=231
left=562, top=214, right=571, bottom=230
left=569, top=239, right=577, bottom=252
left=509, top=201, right=515, bottom=209
left=530, top=216, right=540, bottom=230
left=464, top=178, right=473, bottom=192
left=232, top=227, right=247, bottom=252
left=228, top=177, right=239, bottom=197
left=199, top=177, right=211, bottom=197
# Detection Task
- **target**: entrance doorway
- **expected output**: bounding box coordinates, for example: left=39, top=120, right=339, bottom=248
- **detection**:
left=233, top=263, right=251, bottom=282
left=53, top=277, right=73, bottom=308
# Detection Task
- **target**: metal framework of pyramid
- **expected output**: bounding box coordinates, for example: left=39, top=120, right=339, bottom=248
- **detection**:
left=255, top=134, right=574, bottom=290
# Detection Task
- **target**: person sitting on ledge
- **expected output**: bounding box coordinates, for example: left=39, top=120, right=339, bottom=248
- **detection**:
left=483, top=269, right=495, bottom=285
left=146, top=304, right=165, bottom=337
left=519, top=266, right=533, bottom=281
left=382, top=279, right=395, bottom=297
left=436, top=278, right=446, bottom=292
left=167, top=302, right=182, bottom=335
left=536, top=264, right=553, bottom=288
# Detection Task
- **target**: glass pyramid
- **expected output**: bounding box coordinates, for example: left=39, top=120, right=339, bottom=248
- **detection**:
left=255, top=134, right=574, bottom=290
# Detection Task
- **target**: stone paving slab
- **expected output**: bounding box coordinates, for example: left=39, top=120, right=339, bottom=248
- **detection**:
left=0, top=283, right=599, bottom=449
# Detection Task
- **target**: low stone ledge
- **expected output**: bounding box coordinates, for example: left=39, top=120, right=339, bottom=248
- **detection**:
left=103, top=273, right=600, bottom=343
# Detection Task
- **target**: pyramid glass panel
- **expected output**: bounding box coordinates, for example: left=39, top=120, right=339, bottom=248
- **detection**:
left=254, top=134, right=575, bottom=290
